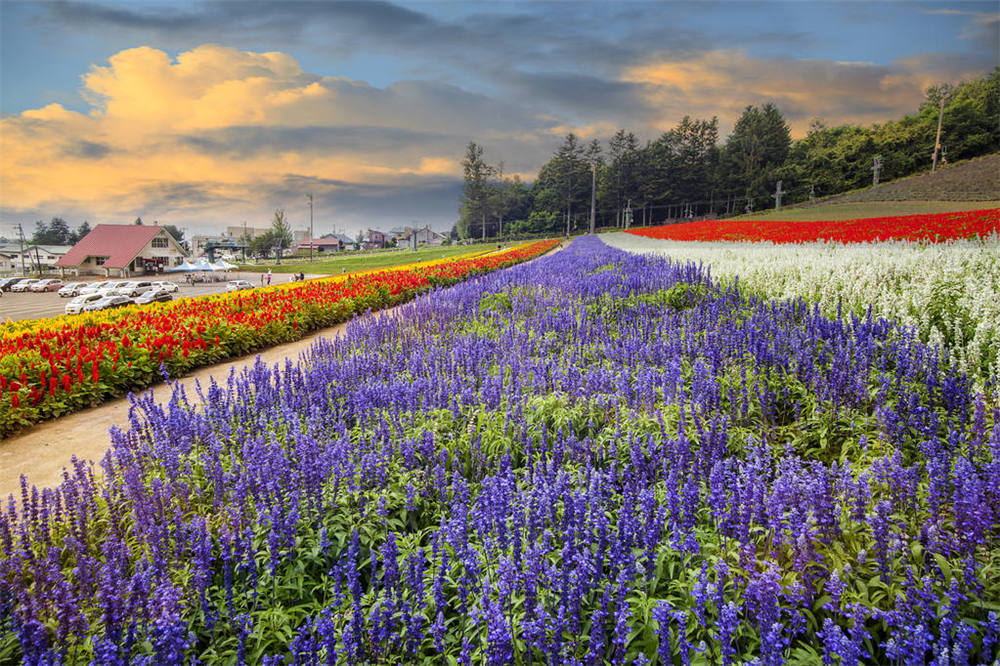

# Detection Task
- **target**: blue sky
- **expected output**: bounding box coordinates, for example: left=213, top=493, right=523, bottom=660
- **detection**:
left=1, top=1, right=997, bottom=236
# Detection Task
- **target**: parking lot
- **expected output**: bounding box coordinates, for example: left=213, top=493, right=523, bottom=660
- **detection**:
left=0, top=272, right=310, bottom=322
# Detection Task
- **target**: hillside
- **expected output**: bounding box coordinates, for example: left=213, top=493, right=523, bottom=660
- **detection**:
left=725, top=152, right=1000, bottom=221
left=806, top=152, right=1000, bottom=204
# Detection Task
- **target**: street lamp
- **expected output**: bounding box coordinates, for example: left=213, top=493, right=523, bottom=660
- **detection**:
left=307, top=193, right=314, bottom=264
left=589, top=162, right=597, bottom=235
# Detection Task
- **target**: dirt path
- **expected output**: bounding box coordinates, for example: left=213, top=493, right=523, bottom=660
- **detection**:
left=0, top=315, right=372, bottom=501
left=0, top=242, right=565, bottom=501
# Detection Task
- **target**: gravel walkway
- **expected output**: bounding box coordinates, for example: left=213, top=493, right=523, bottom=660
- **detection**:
left=0, top=314, right=380, bottom=502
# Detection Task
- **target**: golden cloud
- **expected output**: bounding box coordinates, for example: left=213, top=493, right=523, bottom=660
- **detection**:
left=0, top=45, right=475, bottom=226
left=622, top=50, right=987, bottom=137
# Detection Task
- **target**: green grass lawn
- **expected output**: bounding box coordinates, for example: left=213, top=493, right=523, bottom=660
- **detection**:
left=239, top=242, right=501, bottom=274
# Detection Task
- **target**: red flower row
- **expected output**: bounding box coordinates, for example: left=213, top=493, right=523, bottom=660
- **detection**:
left=625, top=208, right=1000, bottom=244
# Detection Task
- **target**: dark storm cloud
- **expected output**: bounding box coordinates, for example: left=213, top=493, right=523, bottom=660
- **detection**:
left=137, top=181, right=240, bottom=214
left=41, top=1, right=706, bottom=93
left=497, top=70, right=650, bottom=118
left=46, top=0, right=205, bottom=30
left=61, top=139, right=112, bottom=159
left=45, top=1, right=457, bottom=47
left=179, top=125, right=448, bottom=158
left=274, top=174, right=464, bottom=231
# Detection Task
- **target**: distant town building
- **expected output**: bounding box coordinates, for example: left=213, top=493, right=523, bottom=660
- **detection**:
left=361, top=229, right=387, bottom=251
left=226, top=225, right=270, bottom=239
left=333, top=233, right=358, bottom=250
left=0, top=244, right=72, bottom=274
left=0, top=245, right=20, bottom=274
left=297, top=238, right=344, bottom=253
left=223, top=226, right=308, bottom=245
left=191, top=234, right=229, bottom=256
left=396, top=225, right=446, bottom=247
left=55, top=224, right=188, bottom=277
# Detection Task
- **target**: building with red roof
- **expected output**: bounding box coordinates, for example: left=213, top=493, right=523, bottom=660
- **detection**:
left=296, top=237, right=344, bottom=253
left=55, top=224, right=189, bottom=277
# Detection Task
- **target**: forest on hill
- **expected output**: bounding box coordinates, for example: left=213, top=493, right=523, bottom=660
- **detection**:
left=457, top=68, right=1000, bottom=238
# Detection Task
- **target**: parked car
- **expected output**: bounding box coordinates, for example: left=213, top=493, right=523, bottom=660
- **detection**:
left=135, top=288, right=173, bottom=305
left=0, top=277, right=29, bottom=291
left=150, top=280, right=179, bottom=293
left=30, top=279, right=64, bottom=292
left=9, top=279, right=40, bottom=292
left=65, top=293, right=105, bottom=314
left=226, top=280, right=254, bottom=292
left=114, top=281, right=154, bottom=298
left=83, top=295, right=132, bottom=312
left=79, top=280, right=114, bottom=295
left=94, top=281, right=129, bottom=297
left=58, top=282, right=89, bottom=297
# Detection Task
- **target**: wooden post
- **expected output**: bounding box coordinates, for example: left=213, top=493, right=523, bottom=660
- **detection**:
left=931, top=94, right=946, bottom=172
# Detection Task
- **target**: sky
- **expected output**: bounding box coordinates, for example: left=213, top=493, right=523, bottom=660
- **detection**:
left=1, top=1, right=997, bottom=238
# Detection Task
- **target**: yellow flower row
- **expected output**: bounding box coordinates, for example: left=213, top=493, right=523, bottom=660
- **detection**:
left=0, top=244, right=532, bottom=341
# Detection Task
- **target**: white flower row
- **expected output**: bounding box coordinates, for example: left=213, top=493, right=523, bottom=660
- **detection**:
left=601, top=231, right=1000, bottom=389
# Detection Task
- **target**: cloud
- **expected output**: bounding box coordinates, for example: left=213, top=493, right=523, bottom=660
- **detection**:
left=61, top=140, right=113, bottom=159
left=622, top=49, right=993, bottom=136
left=0, top=44, right=551, bottom=233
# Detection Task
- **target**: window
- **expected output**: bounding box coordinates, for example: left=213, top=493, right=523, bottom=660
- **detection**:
left=152, top=236, right=169, bottom=248
left=95, top=256, right=108, bottom=266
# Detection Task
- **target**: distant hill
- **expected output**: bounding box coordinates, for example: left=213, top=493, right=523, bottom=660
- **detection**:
left=806, top=152, right=1000, bottom=205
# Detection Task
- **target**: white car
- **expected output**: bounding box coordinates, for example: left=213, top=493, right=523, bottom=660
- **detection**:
left=58, top=282, right=89, bottom=297
left=79, top=280, right=114, bottom=295
left=150, top=280, right=179, bottom=293
left=65, top=293, right=104, bottom=314
left=134, top=288, right=173, bottom=305
left=95, top=281, right=129, bottom=297
left=113, top=281, right=154, bottom=298
left=226, top=280, right=254, bottom=292
left=9, top=279, right=40, bottom=292
left=83, top=295, right=132, bottom=312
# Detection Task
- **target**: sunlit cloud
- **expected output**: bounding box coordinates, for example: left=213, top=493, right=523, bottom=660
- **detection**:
left=0, top=44, right=548, bottom=231
left=622, top=49, right=990, bottom=136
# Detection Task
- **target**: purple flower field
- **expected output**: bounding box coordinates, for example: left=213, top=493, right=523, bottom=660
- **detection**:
left=2, top=235, right=998, bottom=664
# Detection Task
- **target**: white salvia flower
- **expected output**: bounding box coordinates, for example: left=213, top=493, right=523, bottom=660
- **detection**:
left=603, top=231, right=1000, bottom=390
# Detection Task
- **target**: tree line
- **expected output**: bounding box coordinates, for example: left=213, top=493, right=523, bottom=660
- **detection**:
left=23, top=217, right=187, bottom=247
left=457, top=68, right=999, bottom=238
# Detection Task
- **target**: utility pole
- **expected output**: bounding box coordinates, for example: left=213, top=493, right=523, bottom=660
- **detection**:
left=589, top=162, right=597, bottom=235
left=242, top=221, right=248, bottom=263
left=307, top=193, right=314, bottom=263
left=931, top=91, right=947, bottom=172
left=771, top=180, right=784, bottom=210
left=17, top=223, right=27, bottom=274
left=872, top=155, right=883, bottom=187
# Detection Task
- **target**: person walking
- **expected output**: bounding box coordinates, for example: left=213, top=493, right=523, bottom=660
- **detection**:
left=266, top=269, right=272, bottom=286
